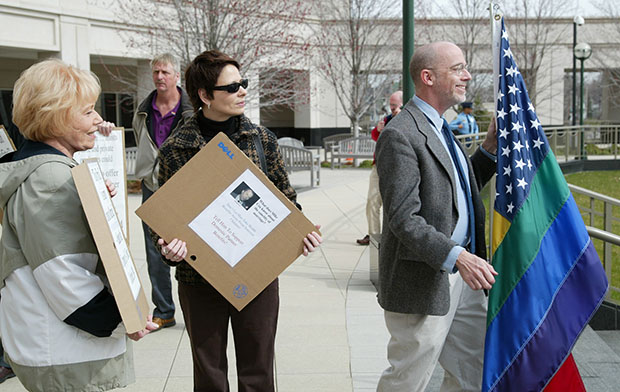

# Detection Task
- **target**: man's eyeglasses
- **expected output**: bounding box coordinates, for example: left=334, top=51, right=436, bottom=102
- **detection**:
left=427, top=64, right=469, bottom=77
left=448, top=64, right=469, bottom=76
left=213, top=79, right=248, bottom=93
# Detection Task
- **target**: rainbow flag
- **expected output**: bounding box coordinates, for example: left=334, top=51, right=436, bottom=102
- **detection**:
left=482, top=16, right=609, bottom=391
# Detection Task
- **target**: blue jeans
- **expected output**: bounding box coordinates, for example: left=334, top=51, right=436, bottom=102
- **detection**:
left=142, top=183, right=175, bottom=319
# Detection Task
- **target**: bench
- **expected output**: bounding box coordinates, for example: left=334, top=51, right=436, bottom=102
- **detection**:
left=125, top=147, right=137, bottom=180
left=322, top=133, right=352, bottom=161
left=330, top=136, right=376, bottom=169
left=277, top=137, right=305, bottom=149
left=277, top=138, right=320, bottom=188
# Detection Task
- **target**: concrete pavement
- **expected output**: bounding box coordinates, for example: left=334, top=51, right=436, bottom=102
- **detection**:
left=3, top=167, right=619, bottom=391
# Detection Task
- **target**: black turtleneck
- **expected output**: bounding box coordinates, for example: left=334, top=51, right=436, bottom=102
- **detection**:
left=197, top=111, right=237, bottom=143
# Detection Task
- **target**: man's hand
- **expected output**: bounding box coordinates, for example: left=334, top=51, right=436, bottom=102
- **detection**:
left=455, top=250, right=498, bottom=290
left=481, top=117, right=497, bottom=155
left=377, top=119, right=386, bottom=132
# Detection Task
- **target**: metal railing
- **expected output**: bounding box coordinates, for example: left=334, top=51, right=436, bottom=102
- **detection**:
left=569, top=184, right=620, bottom=303
left=455, top=124, right=620, bottom=162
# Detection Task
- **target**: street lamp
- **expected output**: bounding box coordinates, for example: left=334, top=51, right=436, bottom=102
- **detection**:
left=574, top=42, right=592, bottom=160
left=572, top=16, right=584, bottom=126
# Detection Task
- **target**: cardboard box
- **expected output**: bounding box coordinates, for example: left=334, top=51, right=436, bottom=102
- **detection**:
left=73, top=160, right=149, bottom=333
left=136, top=132, right=318, bottom=311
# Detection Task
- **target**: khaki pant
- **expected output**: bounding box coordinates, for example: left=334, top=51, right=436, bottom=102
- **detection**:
left=366, top=165, right=382, bottom=235
left=377, top=273, right=487, bottom=392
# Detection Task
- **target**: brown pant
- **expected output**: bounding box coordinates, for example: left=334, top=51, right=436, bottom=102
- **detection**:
left=178, top=280, right=279, bottom=392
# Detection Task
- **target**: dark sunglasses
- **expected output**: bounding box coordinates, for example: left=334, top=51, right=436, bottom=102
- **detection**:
left=213, top=79, right=248, bottom=93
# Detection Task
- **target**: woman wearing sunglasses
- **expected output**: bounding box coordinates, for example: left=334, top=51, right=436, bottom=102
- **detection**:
left=154, top=50, right=322, bottom=391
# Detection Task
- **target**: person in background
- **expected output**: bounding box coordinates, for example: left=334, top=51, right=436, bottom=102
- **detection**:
left=449, top=101, right=479, bottom=137
left=357, top=90, right=402, bottom=245
left=0, top=59, right=157, bottom=392
left=155, top=50, right=322, bottom=391
left=132, top=53, right=194, bottom=330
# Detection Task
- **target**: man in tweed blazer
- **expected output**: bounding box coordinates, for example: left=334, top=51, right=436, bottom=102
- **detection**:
left=376, top=42, right=498, bottom=391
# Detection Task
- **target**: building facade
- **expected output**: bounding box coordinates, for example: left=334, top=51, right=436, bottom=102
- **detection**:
left=1, top=1, right=619, bottom=146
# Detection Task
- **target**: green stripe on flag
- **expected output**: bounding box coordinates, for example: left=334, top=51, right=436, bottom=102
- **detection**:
left=488, top=152, right=570, bottom=325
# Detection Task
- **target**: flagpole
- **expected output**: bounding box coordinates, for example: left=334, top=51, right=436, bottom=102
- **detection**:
left=489, top=2, right=502, bottom=261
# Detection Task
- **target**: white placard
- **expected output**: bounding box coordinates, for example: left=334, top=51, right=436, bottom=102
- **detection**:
left=189, top=169, right=291, bottom=267
left=0, top=126, right=16, bottom=159
left=86, top=160, right=141, bottom=300
left=74, top=130, right=128, bottom=236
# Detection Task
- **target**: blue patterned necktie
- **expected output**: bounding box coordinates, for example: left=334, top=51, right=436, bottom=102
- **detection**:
left=441, top=120, right=476, bottom=253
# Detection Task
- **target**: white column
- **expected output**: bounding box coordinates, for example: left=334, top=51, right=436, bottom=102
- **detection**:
left=58, top=15, right=90, bottom=70
left=136, top=60, right=153, bottom=105
left=245, top=70, right=260, bottom=123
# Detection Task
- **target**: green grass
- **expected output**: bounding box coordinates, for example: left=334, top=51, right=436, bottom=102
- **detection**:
left=481, top=171, right=620, bottom=303
left=565, top=171, right=620, bottom=303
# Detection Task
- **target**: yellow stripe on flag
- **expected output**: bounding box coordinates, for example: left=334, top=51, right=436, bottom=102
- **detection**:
left=492, top=211, right=511, bottom=255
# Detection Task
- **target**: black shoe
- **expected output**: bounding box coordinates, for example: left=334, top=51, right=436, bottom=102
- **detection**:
left=356, top=234, right=370, bottom=245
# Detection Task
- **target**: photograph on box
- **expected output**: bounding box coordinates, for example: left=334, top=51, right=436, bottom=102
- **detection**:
left=188, top=168, right=291, bottom=267
left=86, top=160, right=141, bottom=300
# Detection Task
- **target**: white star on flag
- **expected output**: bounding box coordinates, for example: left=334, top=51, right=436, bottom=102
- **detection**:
left=498, top=90, right=505, bottom=102
left=513, top=140, right=524, bottom=152
left=510, top=102, right=522, bottom=114
left=530, top=118, right=541, bottom=129
left=528, top=102, right=535, bottom=112
left=507, top=202, right=514, bottom=213
left=502, top=145, right=510, bottom=157
left=497, top=108, right=507, bottom=120
left=508, top=84, right=520, bottom=95
left=533, top=137, right=545, bottom=149
left=506, top=66, right=519, bottom=77
left=506, top=183, right=513, bottom=194
left=499, top=128, right=509, bottom=139
left=503, top=165, right=512, bottom=176
left=515, top=159, right=526, bottom=170
left=512, top=121, right=524, bottom=133
left=503, top=47, right=513, bottom=58
left=517, top=177, right=528, bottom=190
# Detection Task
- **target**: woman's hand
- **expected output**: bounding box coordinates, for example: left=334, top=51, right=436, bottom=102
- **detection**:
left=105, top=179, right=117, bottom=198
left=97, top=121, right=116, bottom=136
left=303, top=224, right=322, bottom=256
left=158, top=238, right=188, bottom=262
left=127, top=315, right=159, bottom=341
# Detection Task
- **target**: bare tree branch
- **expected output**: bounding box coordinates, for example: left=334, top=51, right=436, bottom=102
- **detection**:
left=106, top=0, right=314, bottom=108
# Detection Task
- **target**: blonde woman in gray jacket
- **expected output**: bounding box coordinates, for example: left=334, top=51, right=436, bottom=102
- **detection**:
left=0, top=59, right=157, bottom=392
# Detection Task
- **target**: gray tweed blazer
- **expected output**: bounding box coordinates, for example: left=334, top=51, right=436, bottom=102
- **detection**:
left=375, top=100, right=496, bottom=316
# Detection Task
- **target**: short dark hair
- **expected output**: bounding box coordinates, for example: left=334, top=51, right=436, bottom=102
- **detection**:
left=185, top=50, right=240, bottom=111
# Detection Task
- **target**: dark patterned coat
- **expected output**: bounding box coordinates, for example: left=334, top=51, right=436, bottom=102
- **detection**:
left=156, top=113, right=297, bottom=284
